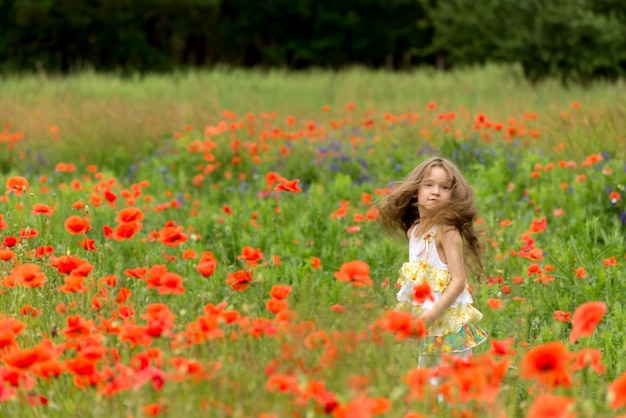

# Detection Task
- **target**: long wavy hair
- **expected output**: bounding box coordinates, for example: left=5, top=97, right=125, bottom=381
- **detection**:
left=378, top=156, right=484, bottom=277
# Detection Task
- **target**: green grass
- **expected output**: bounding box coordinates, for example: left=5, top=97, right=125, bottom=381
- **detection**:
left=2, top=65, right=626, bottom=170
left=0, top=66, right=625, bottom=417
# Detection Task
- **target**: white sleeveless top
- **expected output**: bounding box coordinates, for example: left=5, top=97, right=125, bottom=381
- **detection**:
left=408, top=224, right=448, bottom=270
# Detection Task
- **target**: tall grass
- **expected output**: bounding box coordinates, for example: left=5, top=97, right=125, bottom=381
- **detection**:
left=2, top=65, right=626, bottom=171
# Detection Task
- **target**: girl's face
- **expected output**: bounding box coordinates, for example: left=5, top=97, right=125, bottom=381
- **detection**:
left=416, top=166, right=452, bottom=216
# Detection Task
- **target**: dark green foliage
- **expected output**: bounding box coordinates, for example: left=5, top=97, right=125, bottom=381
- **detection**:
left=512, top=0, right=626, bottom=84
left=0, top=0, right=431, bottom=73
left=422, top=0, right=626, bottom=84
left=0, top=0, right=625, bottom=83
left=1, top=0, right=221, bottom=72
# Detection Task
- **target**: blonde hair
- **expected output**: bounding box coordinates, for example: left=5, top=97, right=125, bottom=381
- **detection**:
left=378, top=156, right=484, bottom=276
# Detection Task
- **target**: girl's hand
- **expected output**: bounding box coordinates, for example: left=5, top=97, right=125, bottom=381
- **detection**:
left=419, top=311, right=435, bottom=327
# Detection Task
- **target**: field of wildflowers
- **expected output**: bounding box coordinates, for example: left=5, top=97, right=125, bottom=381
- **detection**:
left=1, top=68, right=626, bottom=417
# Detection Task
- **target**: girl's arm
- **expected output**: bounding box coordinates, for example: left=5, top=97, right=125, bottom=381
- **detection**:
left=419, top=227, right=467, bottom=326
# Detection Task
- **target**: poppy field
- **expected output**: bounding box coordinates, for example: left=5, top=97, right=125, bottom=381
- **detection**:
left=1, top=68, right=626, bottom=417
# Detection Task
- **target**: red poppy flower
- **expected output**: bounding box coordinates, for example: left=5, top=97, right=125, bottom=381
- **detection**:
left=72, top=201, right=85, bottom=210
left=102, top=225, right=114, bottom=239
left=553, top=310, right=571, bottom=322
left=113, top=222, right=141, bottom=240
left=405, top=367, right=435, bottom=401
left=365, top=206, right=379, bottom=221
left=115, top=287, right=133, bottom=303
left=265, top=172, right=281, bottom=189
left=57, top=275, right=87, bottom=293
left=55, top=162, right=76, bottom=173
left=269, top=285, right=292, bottom=300
left=529, top=217, right=548, bottom=233
left=609, top=371, right=626, bottom=409
left=334, top=260, right=372, bottom=287
left=225, top=270, right=253, bottom=291
left=64, top=356, right=97, bottom=377
left=527, top=264, right=542, bottom=275
left=196, top=260, right=217, bottom=277
left=374, top=311, right=427, bottom=340
left=64, top=215, right=91, bottom=235
left=20, top=305, right=42, bottom=317
left=412, top=282, right=434, bottom=304
left=78, top=238, right=98, bottom=251
left=20, top=228, right=39, bottom=239
left=0, top=318, right=27, bottom=351
left=59, top=315, right=94, bottom=339
left=609, top=191, right=622, bottom=202
left=119, top=323, right=151, bottom=348
left=145, top=264, right=167, bottom=288
left=489, top=337, right=517, bottom=357
left=50, top=254, right=88, bottom=275
left=30, top=203, right=54, bottom=216
left=333, top=395, right=391, bottom=417
left=571, top=348, right=605, bottom=375
left=2, top=347, right=41, bottom=370
left=35, top=246, right=54, bottom=258
left=10, top=264, right=47, bottom=288
left=527, top=248, right=544, bottom=261
left=182, top=249, right=198, bottom=259
left=569, top=301, right=607, bottom=344
left=527, top=394, right=575, bottom=418
left=31, top=359, right=63, bottom=381
left=3, top=236, right=18, bottom=247
left=142, top=403, right=166, bottom=417
left=125, top=267, right=147, bottom=279
left=487, top=298, right=504, bottom=310
left=104, top=190, right=117, bottom=206
left=331, top=304, right=346, bottom=313
left=158, top=223, right=188, bottom=247
left=519, top=341, right=572, bottom=387
left=157, top=272, right=185, bottom=294
left=116, top=207, right=144, bottom=224
left=265, top=298, right=288, bottom=314
left=330, top=205, right=349, bottom=220
left=238, top=246, right=264, bottom=267
left=311, top=257, right=322, bottom=269
left=274, top=177, right=302, bottom=193
left=302, top=380, right=338, bottom=413
left=5, top=176, right=29, bottom=196
left=266, top=374, right=299, bottom=394
left=199, top=251, right=216, bottom=262
left=0, top=248, right=15, bottom=261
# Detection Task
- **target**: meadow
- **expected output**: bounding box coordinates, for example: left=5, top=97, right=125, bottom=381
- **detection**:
left=0, top=65, right=625, bottom=417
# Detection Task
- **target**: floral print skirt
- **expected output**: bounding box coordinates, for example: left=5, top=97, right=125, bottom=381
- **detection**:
left=418, top=323, right=488, bottom=355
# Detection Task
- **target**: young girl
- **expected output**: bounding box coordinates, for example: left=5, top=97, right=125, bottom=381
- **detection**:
left=379, top=156, right=487, bottom=366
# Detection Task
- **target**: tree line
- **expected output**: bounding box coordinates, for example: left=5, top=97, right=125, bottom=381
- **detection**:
left=1, top=0, right=625, bottom=83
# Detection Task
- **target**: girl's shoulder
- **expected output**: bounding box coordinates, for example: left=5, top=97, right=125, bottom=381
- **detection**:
left=436, top=225, right=463, bottom=245
left=435, top=225, right=462, bottom=245
left=437, top=224, right=458, bottom=234
left=406, top=222, right=419, bottom=239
